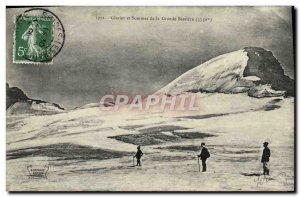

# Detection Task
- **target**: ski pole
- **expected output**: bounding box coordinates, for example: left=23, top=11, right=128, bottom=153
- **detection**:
left=133, top=156, right=135, bottom=166
left=197, top=156, right=200, bottom=172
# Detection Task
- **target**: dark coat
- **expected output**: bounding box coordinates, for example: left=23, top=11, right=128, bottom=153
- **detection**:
left=200, top=147, right=210, bottom=160
left=261, top=147, right=270, bottom=162
left=135, top=149, right=143, bottom=159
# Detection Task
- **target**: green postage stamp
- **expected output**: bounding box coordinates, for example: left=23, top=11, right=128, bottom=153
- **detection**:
left=13, top=8, right=65, bottom=64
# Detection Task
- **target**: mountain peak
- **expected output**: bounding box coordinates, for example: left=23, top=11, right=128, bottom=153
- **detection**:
left=243, top=47, right=294, bottom=96
left=156, top=47, right=294, bottom=98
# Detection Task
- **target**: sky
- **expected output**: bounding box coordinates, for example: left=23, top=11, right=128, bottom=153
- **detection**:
left=6, top=6, right=294, bottom=109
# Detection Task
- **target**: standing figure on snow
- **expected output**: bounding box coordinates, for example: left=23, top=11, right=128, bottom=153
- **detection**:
left=261, top=142, right=271, bottom=175
left=198, top=142, right=210, bottom=172
left=134, top=145, right=143, bottom=166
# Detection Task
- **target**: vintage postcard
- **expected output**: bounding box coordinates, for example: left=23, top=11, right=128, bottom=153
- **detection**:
left=6, top=6, right=295, bottom=192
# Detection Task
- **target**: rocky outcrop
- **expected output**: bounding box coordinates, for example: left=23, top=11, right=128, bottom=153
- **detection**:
left=6, top=83, right=64, bottom=115
left=243, top=47, right=294, bottom=96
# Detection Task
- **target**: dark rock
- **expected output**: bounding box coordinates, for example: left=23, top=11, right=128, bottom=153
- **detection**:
left=243, top=47, right=294, bottom=96
left=6, top=83, right=64, bottom=113
left=6, top=83, right=28, bottom=109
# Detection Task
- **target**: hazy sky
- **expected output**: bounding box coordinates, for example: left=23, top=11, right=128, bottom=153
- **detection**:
left=6, top=7, right=294, bottom=109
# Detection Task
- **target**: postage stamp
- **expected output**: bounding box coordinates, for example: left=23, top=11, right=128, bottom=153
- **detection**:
left=13, top=8, right=65, bottom=64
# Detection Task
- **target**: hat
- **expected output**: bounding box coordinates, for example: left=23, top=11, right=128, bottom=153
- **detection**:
left=263, top=142, right=269, bottom=145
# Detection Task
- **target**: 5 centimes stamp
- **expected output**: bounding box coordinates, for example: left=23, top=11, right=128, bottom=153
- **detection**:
left=14, top=8, right=65, bottom=64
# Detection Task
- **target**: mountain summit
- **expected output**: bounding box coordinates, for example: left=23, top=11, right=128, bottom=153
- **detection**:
left=156, top=47, right=294, bottom=98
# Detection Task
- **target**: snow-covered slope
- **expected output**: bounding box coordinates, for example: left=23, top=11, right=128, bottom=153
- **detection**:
left=6, top=93, right=294, bottom=191
left=156, top=47, right=294, bottom=98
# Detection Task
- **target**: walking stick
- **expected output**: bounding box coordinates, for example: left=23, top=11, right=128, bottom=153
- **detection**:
left=197, top=156, right=200, bottom=172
